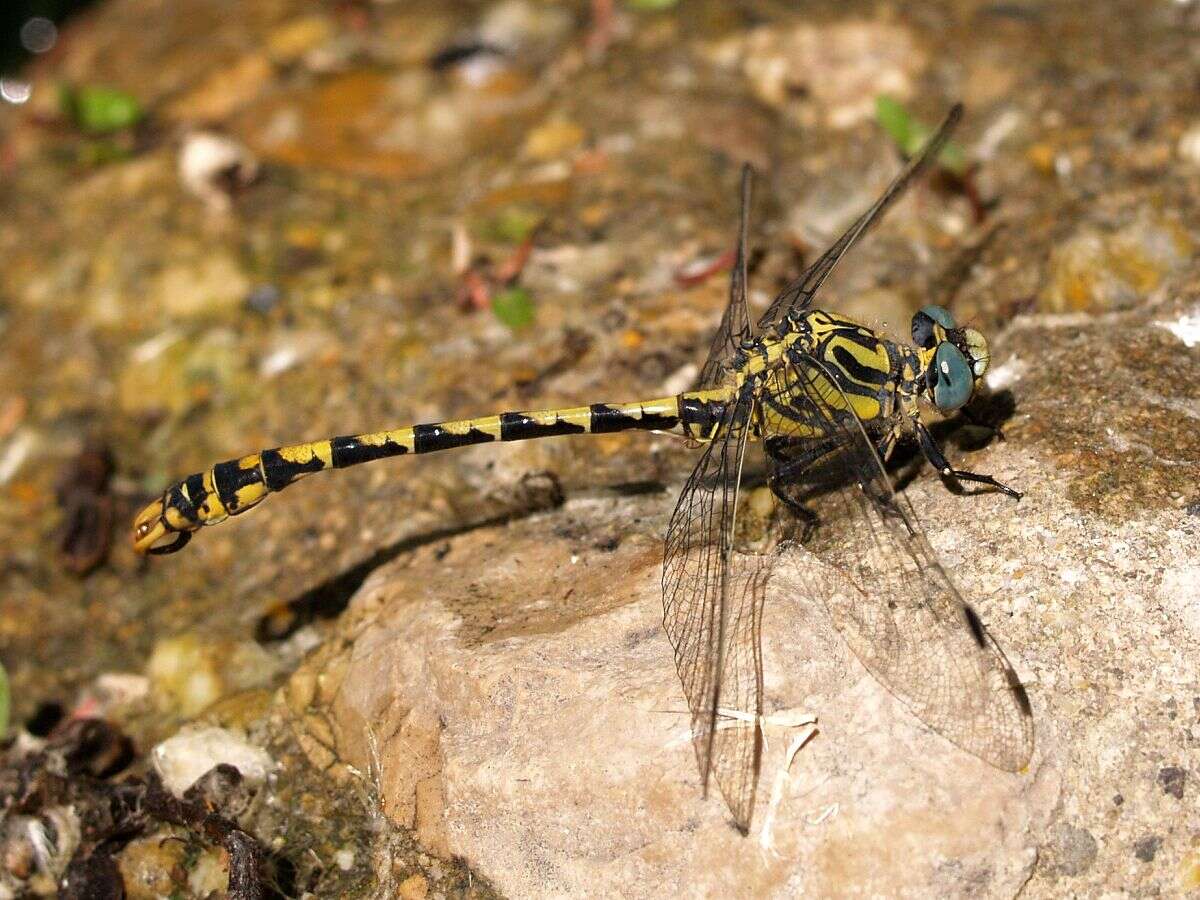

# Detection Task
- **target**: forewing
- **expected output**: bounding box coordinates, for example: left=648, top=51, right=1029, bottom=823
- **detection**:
left=764, top=353, right=1034, bottom=770
left=662, top=393, right=766, bottom=831
left=756, top=104, right=963, bottom=333
left=696, top=164, right=753, bottom=390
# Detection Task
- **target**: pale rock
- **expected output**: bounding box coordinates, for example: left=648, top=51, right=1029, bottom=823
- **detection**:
left=712, top=20, right=927, bottom=128
left=152, top=726, right=274, bottom=797
left=1177, top=121, right=1200, bottom=166
left=178, top=131, right=258, bottom=212
left=152, top=250, right=251, bottom=317
left=292, top=508, right=1056, bottom=897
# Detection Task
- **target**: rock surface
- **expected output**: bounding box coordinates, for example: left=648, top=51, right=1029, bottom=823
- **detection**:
left=286, top=302, right=1199, bottom=896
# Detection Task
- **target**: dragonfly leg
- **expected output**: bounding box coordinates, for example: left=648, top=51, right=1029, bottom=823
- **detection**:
left=765, top=437, right=830, bottom=541
left=768, top=475, right=819, bottom=540
left=914, top=420, right=1022, bottom=500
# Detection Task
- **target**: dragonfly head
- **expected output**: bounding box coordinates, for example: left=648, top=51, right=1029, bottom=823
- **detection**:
left=911, top=305, right=989, bottom=414
left=132, top=483, right=199, bottom=555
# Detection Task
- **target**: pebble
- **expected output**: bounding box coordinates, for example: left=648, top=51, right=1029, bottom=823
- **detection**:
left=245, top=283, right=282, bottom=314
left=523, top=118, right=586, bottom=161
left=178, top=131, right=259, bottom=212
left=397, top=872, right=430, bottom=900
left=1041, top=210, right=1193, bottom=312
left=166, top=53, right=273, bottom=122
left=478, top=0, right=573, bottom=53
left=116, top=833, right=186, bottom=899
left=146, top=634, right=281, bottom=717
left=1177, top=122, right=1200, bottom=166
left=153, top=250, right=251, bottom=317
left=710, top=20, right=926, bottom=128
left=266, top=15, right=333, bottom=65
left=152, top=725, right=274, bottom=797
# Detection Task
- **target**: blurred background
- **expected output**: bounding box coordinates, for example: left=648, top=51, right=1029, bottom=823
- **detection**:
left=1, top=2, right=95, bottom=74
left=1, top=1, right=1198, bottom=897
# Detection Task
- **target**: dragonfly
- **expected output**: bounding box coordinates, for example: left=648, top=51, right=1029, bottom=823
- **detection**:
left=133, top=103, right=1034, bottom=833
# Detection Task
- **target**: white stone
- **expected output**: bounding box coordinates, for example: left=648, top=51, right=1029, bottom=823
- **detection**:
left=153, top=726, right=274, bottom=797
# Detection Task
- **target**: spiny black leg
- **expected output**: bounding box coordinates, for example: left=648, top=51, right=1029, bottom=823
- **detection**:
left=915, top=421, right=1022, bottom=500
left=768, top=473, right=819, bottom=541
left=765, top=437, right=831, bottom=542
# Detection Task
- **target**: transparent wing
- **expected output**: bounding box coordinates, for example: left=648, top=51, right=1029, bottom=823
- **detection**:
left=763, top=352, right=1034, bottom=770
left=695, top=164, right=753, bottom=390
left=662, top=393, right=766, bottom=832
left=756, top=104, right=963, bottom=333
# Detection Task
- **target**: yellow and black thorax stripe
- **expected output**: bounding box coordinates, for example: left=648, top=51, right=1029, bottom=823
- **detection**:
left=751, top=310, right=902, bottom=440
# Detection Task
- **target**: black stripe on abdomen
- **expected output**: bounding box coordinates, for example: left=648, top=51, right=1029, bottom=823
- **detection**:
left=498, top=412, right=587, bottom=441
left=588, top=404, right=679, bottom=433
left=412, top=423, right=496, bottom=454
left=331, top=435, right=408, bottom=468
left=261, top=449, right=326, bottom=491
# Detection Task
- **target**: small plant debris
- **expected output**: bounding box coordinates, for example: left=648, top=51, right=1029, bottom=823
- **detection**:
left=875, top=95, right=992, bottom=223
left=454, top=224, right=540, bottom=326
left=0, top=718, right=278, bottom=899
left=875, top=95, right=967, bottom=176
left=674, top=247, right=736, bottom=288
left=490, top=286, right=536, bottom=329
left=55, top=439, right=115, bottom=577
left=58, top=84, right=144, bottom=135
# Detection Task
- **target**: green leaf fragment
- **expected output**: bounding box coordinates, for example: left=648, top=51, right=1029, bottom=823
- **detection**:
left=484, top=206, right=543, bottom=243
left=60, top=84, right=144, bottom=134
left=627, top=0, right=680, bottom=9
left=491, top=287, right=535, bottom=329
left=874, top=95, right=968, bottom=177
left=874, top=95, right=916, bottom=151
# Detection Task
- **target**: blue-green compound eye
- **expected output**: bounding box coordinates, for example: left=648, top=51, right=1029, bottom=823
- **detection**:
left=911, top=305, right=958, bottom=348
left=920, top=305, right=956, bottom=329
left=929, top=343, right=973, bottom=411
